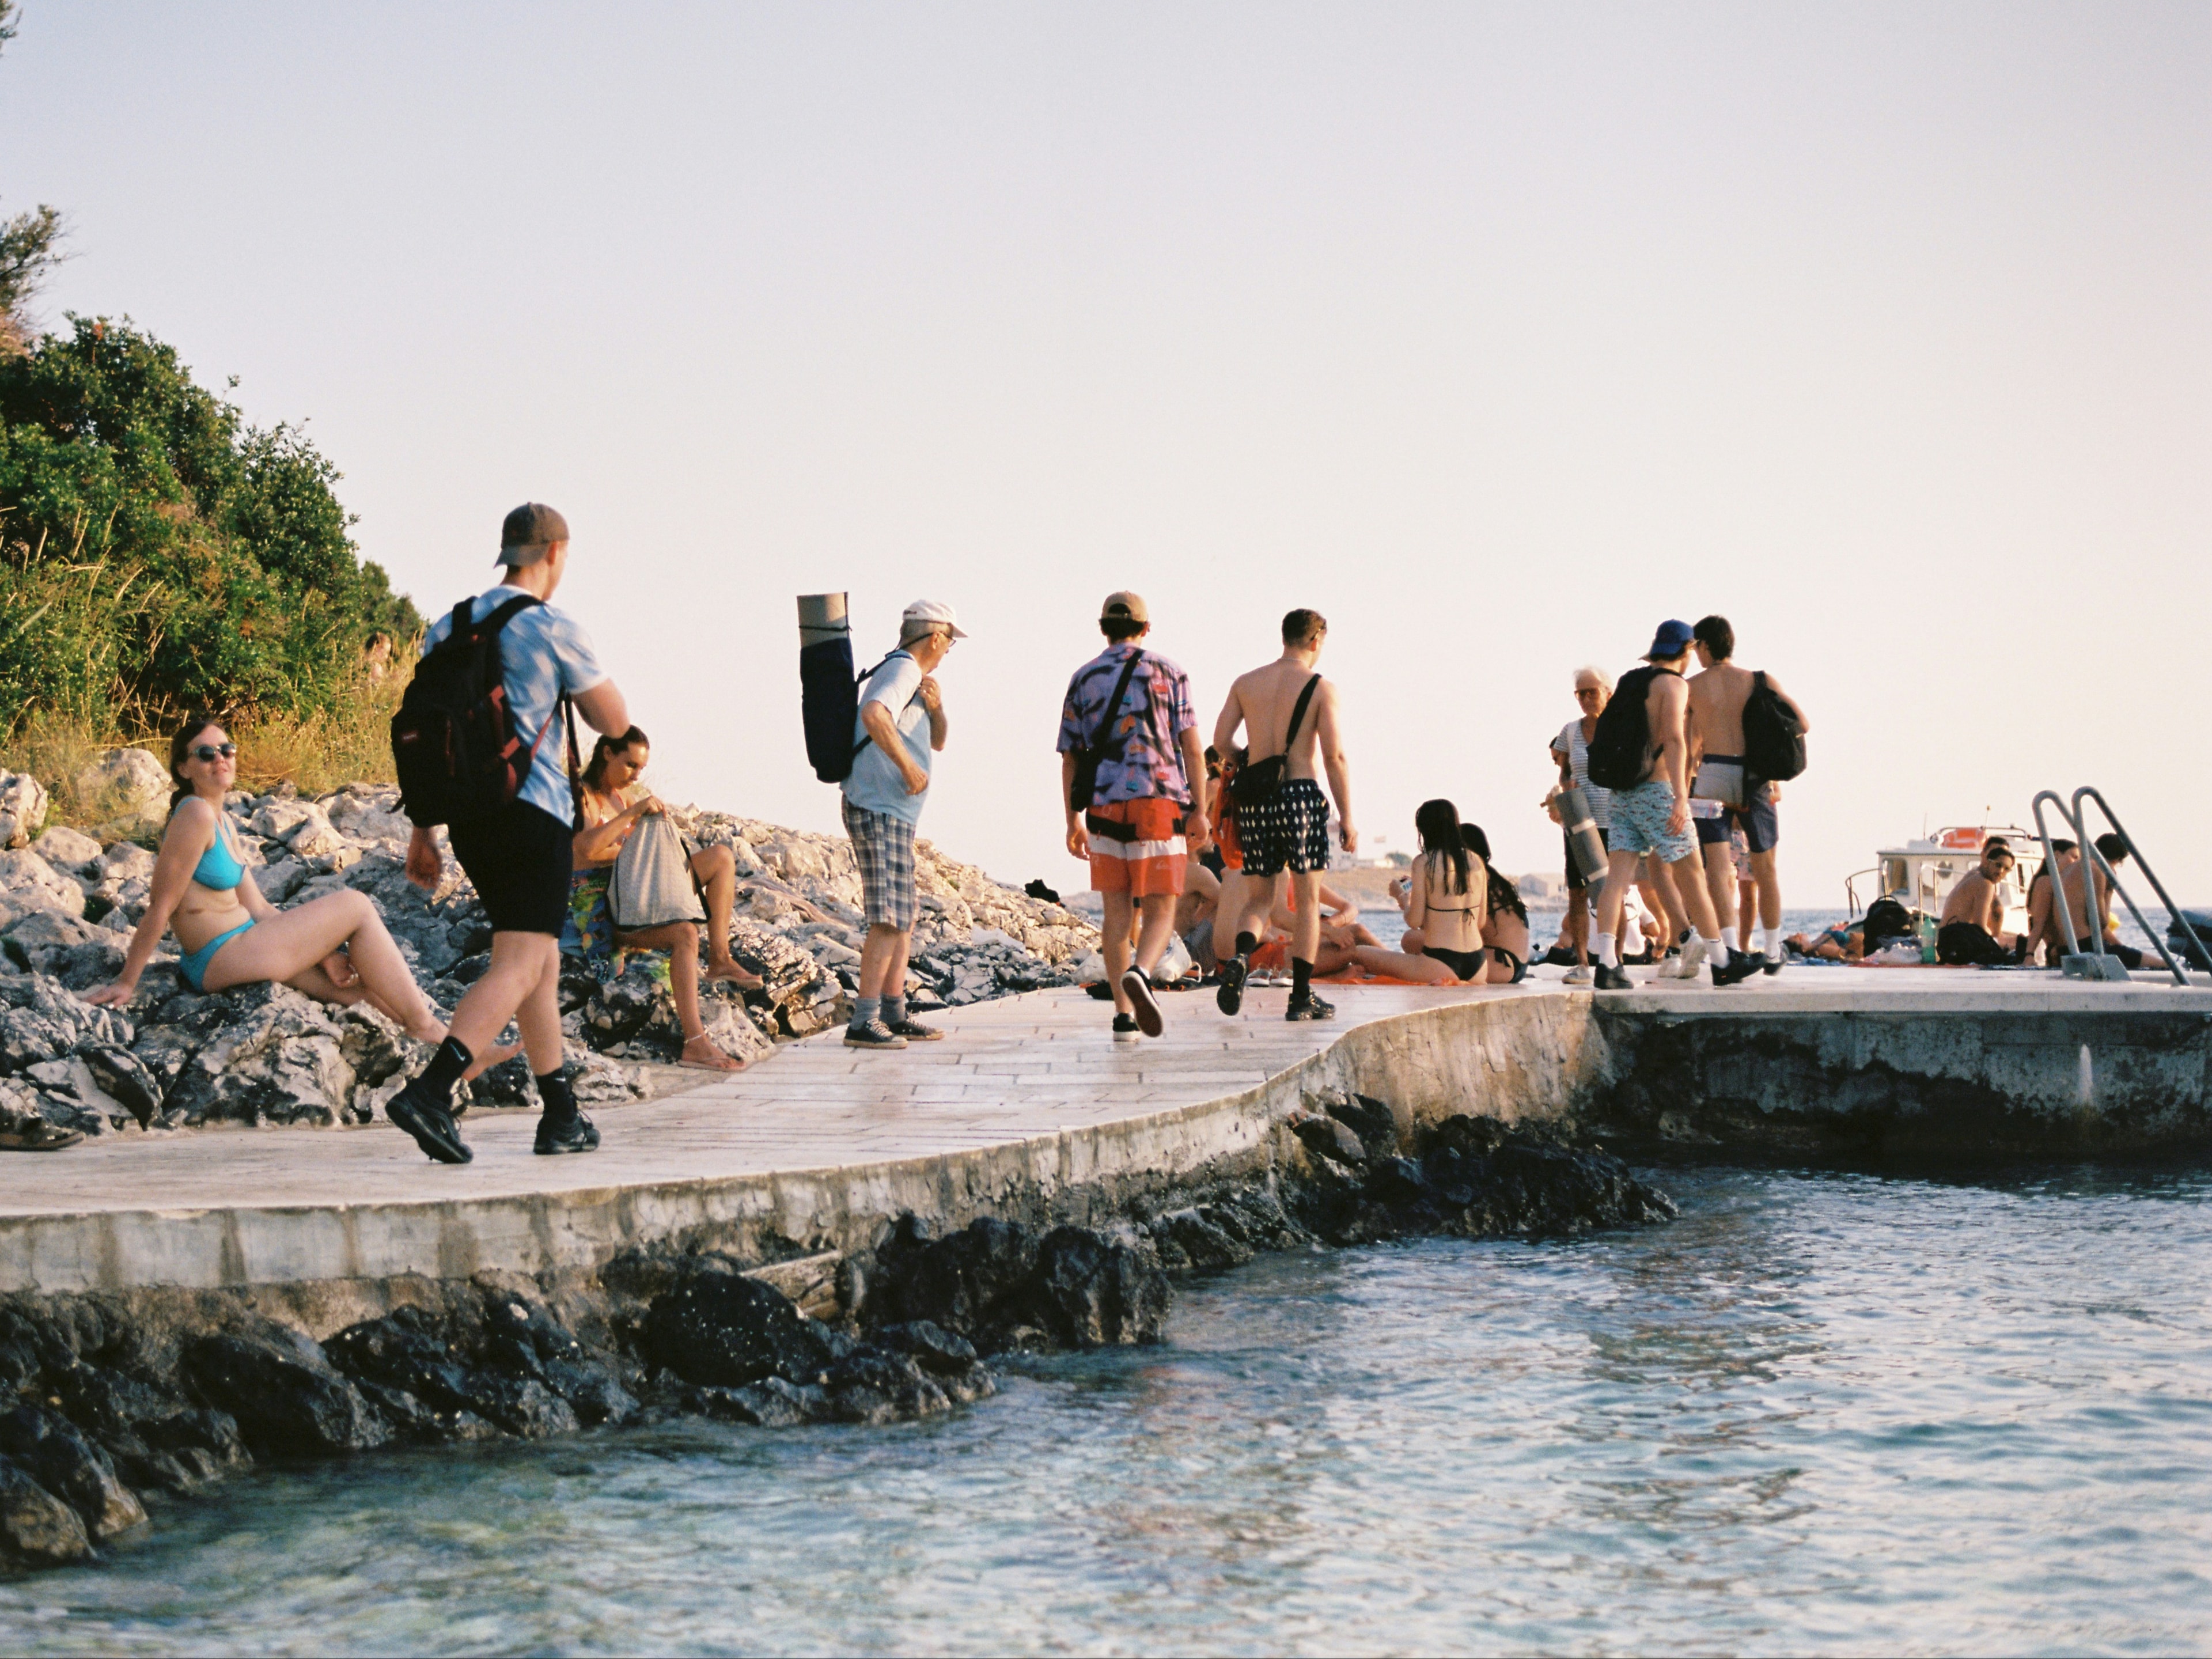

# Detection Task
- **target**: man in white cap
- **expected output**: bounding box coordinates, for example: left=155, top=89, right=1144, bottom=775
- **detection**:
left=841, top=600, right=963, bottom=1050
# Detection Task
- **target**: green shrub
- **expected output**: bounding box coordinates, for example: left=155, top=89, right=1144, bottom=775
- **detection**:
left=0, top=316, right=419, bottom=732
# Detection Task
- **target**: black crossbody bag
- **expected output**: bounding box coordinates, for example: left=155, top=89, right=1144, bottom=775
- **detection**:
left=1068, top=652, right=1147, bottom=811
left=1231, top=675, right=1321, bottom=808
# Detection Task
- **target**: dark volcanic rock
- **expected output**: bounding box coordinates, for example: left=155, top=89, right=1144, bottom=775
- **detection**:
left=645, top=1257, right=838, bottom=1388
left=1326, top=1093, right=1400, bottom=1159
left=327, top=1300, right=636, bottom=1435
left=0, top=1456, right=89, bottom=1563
left=0, top=1404, right=145, bottom=1539
left=1291, top=1112, right=1368, bottom=1168
left=869, top=1320, right=980, bottom=1377
left=689, top=1377, right=828, bottom=1428
left=1148, top=1206, right=1259, bottom=1274
left=180, top=1327, right=391, bottom=1459
left=870, top=1215, right=1167, bottom=1353
left=1031, top=1227, right=1168, bottom=1349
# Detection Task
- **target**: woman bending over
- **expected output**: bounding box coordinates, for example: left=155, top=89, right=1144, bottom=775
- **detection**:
left=85, top=719, right=513, bottom=1067
left=567, top=726, right=754, bottom=1071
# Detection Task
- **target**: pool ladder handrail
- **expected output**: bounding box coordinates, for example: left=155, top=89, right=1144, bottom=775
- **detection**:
left=2030, top=788, right=2207, bottom=987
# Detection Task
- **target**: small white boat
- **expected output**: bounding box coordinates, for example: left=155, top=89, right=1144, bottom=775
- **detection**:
left=1846, top=825, right=2044, bottom=937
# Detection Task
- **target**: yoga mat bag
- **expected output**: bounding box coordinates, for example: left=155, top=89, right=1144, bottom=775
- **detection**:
left=1559, top=786, right=1611, bottom=887
left=609, top=812, right=706, bottom=930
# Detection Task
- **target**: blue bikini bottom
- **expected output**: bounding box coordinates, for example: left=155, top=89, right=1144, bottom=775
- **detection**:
left=178, top=919, right=256, bottom=993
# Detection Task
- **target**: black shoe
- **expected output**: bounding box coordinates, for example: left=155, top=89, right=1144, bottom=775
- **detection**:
left=1285, top=992, right=1336, bottom=1022
left=1761, top=950, right=1785, bottom=976
left=388, top=1082, right=472, bottom=1165
left=1215, top=955, right=1248, bottom=1017
left=844, top=1019, right=908, bottom=1050
left=1593, top=963, right=1633, bottom=991
left=887, top=1017, right=944, bottom=1041
left=1120, top=968, right=1164, bottom=1037
left=1112, top=1013, right=1142, bottom=1044
left=534, top=1112, right=600, bottom=1156
left=1711, top=951, right=1760, bottom=987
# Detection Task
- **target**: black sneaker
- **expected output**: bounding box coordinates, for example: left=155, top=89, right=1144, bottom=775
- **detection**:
left=1284, top=992, right=1336, bottom=1022
left=843, top=1019, right=908, bottom=1050
left=387, top=1081, right=471, bottom=1165
left=887, top=1017, right=944, bottom=1042
left=534, top=1112, right=601, bottom=1156
left=1112, top=1013, right=1142, bottom=1044
left=1120, top=968, right=1164, bottom=1037
left=1215, top=955, right=1248, bottom=1017
left=1593, top=963, right=1634, bottom=991
left=1762, top=952, right=1786, bottom=975
left=1711, top=951, right=1760, bottom=987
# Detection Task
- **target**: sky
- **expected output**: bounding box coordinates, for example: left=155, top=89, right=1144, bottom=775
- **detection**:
left=4, top=3, right=2207, bottom=903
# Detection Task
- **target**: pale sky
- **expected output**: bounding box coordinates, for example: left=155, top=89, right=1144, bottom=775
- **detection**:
left=6, top=3, right=2207, bottom=902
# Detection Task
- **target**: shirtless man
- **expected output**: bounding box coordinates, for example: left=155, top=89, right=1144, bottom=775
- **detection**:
left=1688, top=616, right=1808, bottom=974
left=1937, top=840, right=2020, bottom=965
left=1211, top=608, right=1357, bottom=1021
left=2058, top=833, right=2149, bottom=970
left=1590, top=620, right=1750, bottom=990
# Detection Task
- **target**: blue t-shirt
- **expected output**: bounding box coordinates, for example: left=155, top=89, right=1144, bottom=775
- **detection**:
left=841, top=651, right=931, bottom=824
left=419, top=586, right=608, bottom=824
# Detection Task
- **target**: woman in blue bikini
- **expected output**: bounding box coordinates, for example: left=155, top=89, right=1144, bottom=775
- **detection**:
left=84, top=718, right=490, bottom=1051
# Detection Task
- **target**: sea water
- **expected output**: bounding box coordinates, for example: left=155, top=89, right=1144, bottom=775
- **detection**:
left=3, top=1164, right=2208, bottom=1655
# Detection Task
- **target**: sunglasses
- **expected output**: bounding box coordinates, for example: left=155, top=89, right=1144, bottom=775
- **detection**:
left=190, top=743, right=238, bottom=763
left=1574, top=686, right=1603, bottom=698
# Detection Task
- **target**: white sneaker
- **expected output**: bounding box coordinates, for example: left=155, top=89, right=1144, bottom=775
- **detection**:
left=1563, top=965, right=1594, bottom=986
left=1671, top=938, right=1710, bottom=980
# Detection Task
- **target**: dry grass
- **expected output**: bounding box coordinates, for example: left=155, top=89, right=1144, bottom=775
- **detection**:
left=1, top=652, right=411, bottom=828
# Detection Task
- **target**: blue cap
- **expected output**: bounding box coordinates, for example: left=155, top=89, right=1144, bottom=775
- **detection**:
left=1645, top=619, right=1694, bottom=660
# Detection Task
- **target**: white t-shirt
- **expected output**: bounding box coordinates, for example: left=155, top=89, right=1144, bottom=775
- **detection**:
left=1554, top=719, right=1613, bottom=830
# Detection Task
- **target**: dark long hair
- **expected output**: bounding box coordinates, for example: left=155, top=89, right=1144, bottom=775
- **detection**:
left=1460, top=823, right=1528, bottom=923
left=1415, top=798, right=1469, bottom=895
left=582, top=725, right=649, bottom=791
left=168, top=712, right=225, bottom=816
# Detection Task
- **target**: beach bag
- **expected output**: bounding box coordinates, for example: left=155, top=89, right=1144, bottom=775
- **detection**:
left=1584, top=666, right=1666, bottom=791
left=1742, top=671, right=1807, bottom=782
left=1067, top=652, right=1147, bottom=810
left=1232, top=675, right=1321, bottom=808
left=392, top=594, right=576, bottom=828
left=609, top=812, right=706, bottom=930
left=1862, top=897, right=1915, bottom=955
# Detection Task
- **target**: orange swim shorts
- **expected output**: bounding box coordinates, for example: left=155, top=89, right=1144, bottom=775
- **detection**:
left=1086, top=798, right=1189, bottom=899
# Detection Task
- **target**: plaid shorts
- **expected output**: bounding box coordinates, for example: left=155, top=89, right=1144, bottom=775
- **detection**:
left=842, top=798, right=918, bottom=931
left=1241, top=777, right=1331, bottom=877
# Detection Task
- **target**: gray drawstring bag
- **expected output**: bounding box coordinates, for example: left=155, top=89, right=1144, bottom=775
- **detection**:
left=609, top=812, right=706, bottom=930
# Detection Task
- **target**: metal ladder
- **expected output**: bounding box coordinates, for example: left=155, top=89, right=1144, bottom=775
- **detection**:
left=2030, top=788, right=2209, bottom=986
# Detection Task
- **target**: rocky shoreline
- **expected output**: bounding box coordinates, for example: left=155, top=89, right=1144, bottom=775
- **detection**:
left=0, top=1092, right=1673, bottom=1569
left=0, top=754, right=1095, bottom=1138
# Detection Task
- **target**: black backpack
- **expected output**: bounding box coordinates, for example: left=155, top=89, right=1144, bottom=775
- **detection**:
left=801, top=635, right=910, bottom=785
left=1585, top=665, right=1669, bottom=791
left=391, top=595, right=574, bottom=828
left=1862, top=897, right=1915, bottom=953
left=1742, top=671, right=1807, bottom=782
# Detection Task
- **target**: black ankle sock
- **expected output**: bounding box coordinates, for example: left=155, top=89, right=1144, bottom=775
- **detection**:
left=1291, top=958, right=1313, bottom=998
left=536, top=1067, right=577, bottom=1120
left=1234, top=932, right=1259, bottom=960
left=418, top=1036, right=471, bottom=1097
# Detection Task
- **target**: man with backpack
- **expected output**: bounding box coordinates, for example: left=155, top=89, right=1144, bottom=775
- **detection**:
left=391, top=503, right=634, bottom=1163
left=1058, top=592, right=1210, bottom=1042
left=840, top=600, right=962, bottom=1051
left=1211, top=608, right=1357, bottom=1021
left=1585, top=619, right=1752, bottom=990
left=1687, top=615, right=1809, bottom=974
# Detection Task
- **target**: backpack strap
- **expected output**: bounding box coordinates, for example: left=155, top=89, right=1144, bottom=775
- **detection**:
left=850, top=649, right=917, bottom=763
left=1282, top=674, right=1322, bottom=750
left=467, top=592, right=542, bottom=642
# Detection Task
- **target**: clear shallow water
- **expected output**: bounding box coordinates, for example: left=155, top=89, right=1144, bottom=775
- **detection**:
left=6, top=1165, right=2211, bottom=1656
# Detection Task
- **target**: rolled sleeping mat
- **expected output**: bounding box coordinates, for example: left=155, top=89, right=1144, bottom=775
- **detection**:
left=1559, top=786, right=1610, bottom=888
left=798, top=593, right=859, bottom=783
left=798, top=591, right=850, bottom=648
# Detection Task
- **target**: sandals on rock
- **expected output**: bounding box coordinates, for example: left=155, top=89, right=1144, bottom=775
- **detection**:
left=0, top=1120, right=85, bottom=1152
left=676, top=1039, right=746, bottom=1073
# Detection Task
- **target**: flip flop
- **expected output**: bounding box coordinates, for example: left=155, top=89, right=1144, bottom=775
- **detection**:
left=676, top=1042, right=746, bottom=1073
left=706, top=967, right=766, bottom=990
left=0, top=1120, right=85, bottom=1152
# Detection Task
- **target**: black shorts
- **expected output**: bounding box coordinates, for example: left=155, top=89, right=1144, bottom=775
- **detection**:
left=1936, top=920, right=2012, bottom=966
left=1564, top=825, right=1609, bottom=891
left=1424, top=945, right=1488, bottom=982
left=1241, top=777, right=1331, bottom=877
left=446, top=799, right=575, bottom=936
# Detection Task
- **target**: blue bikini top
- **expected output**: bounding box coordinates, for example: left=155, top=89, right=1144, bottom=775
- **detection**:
left=183, top=808, right=247, bottom=892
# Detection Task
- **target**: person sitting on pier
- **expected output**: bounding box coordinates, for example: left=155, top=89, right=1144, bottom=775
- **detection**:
left=84, top=719, right=516, bottom=1088
left=1936, top=839, right=2022, bottom=965
left=1355, top=800, right=1492, bottom=985
left=2059, top=832, right=2148, bottom=970
left=568, top=726, right=755, bottom=1072
left=2024, top=839, right=2077, bottom=967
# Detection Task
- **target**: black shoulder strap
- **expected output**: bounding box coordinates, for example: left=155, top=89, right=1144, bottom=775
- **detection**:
left=1283, top=675, right=1322, bottom=748
left=851, top=650, right=916, bottom=761
left=1093, top=651, right=1146, bottom=751
left=480, top=593, right=542, bottom=638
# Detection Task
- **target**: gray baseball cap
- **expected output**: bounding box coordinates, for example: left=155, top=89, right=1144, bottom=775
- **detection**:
left=498, top=502, right=570, bottom=566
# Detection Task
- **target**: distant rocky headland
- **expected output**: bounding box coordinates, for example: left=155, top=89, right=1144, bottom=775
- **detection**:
left=0, top=748, right=1099, bottom=1141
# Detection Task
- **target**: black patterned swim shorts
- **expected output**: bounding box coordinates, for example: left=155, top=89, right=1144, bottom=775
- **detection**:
left=1240, top=777, right=1331, bottom=877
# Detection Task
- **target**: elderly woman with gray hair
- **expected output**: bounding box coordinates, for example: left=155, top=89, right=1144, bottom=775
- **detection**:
left=1547, top=665, right=1615, bottom=984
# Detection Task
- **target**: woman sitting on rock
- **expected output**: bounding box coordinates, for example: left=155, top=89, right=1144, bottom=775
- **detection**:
left=83, top=718, right=514, bottom=1068
left=567, top=725, right=755, bottom=1072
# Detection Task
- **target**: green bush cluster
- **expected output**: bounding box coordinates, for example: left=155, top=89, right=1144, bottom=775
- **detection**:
left=0, top=317, right=419, bottom=732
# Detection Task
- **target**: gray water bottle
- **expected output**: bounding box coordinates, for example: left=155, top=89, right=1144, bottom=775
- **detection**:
left=1559, top=787, right=1610, bottom=889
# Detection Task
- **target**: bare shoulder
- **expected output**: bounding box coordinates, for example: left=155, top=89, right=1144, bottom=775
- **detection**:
left=165, top=796, right=217, bottom=842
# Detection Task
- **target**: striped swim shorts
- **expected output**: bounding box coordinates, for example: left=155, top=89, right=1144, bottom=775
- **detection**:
left=842, top=798, right=918, bottom=931
left=1086, top=798, right=1189, bottom=899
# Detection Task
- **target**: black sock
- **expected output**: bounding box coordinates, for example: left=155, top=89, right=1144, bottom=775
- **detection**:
left=1291, top=958, right=1313, bottom=998
left=417, top=1036, right=471, bottom=1099
left=536, top=1067, right=577, bottom=1122
left=1234, top=932, right=1259, bottom=960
